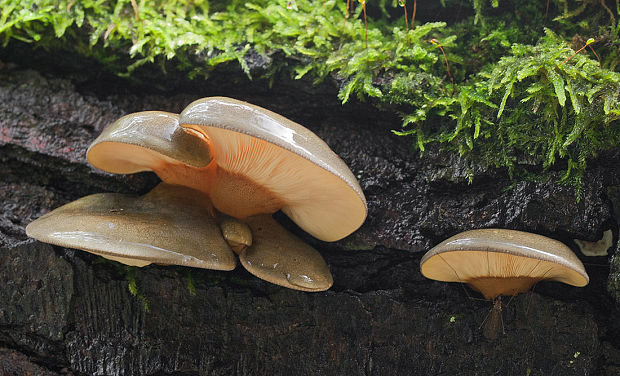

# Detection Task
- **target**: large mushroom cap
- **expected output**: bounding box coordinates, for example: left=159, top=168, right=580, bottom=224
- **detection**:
left=420, top=229, right=589, bottom=300
left=87, top=111, right=211, bottom=174
left=179, top=97, right=367, bottom=242
left=26, top=183, right=236, bottom=270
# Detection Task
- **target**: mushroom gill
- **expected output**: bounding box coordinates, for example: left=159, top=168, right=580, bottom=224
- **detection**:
left=420, top=229, right=589, bottom=300
left=87, top=111, right=211, bottom=175
left=178, top=97, right=367, bottom=242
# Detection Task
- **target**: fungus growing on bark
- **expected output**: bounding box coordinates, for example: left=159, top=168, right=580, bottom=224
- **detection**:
left=240, top=214, right=333, bottom=292
left=26, top=183, right=237, bottom=270
left=29, top=97, right=365, bottom=292
left=178, top=97, right=367, bottom=242
left=420, top=229, right=589, bottom=339
left=420, top=229, right=589, bottom=300
left=174, top=97, right=366, bottom=291
left=88, top=111, right=211, bottom=176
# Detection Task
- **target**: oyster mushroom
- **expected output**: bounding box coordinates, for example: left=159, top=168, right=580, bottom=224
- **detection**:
left=88, top=111, right=211, bottom=176
left=177, top=97, right=367, bottom=242
left=241, top=214, right=333, bottom=292
left=176, top=97, right=366, bottom=290
left=81, top=97, right=365, bottom=291
left=26, top=183, right=238, bottom=270
left=420, top=229, right=589, bottom=339
left=420, top=229, right=589, bottom=300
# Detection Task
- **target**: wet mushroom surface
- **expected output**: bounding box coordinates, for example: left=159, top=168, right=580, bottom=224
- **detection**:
left=420, top=228, right=590, bottom=339
left=26, top=183, right=238, bottom=270
left=420, top=228, right=589, bottom=300
left=25, top=97, right=366, bottom=292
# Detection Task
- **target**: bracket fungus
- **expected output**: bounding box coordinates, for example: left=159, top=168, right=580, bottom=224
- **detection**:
left=88, top=111, right=212, bottom=176
left=177, top=97, right=367, bottom=242
left=420, top=229, right=589, bottom=300
left=28, top=97, right=366, bottom=292
left=26, top=183, right=238, bottom=270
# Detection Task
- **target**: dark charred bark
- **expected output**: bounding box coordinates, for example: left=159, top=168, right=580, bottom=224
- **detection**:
left=2, top=52, right=620, bottom=375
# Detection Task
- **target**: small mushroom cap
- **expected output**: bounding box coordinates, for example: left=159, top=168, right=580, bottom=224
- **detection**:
left=179, top=97, right=367, bottom=242
left=420, top=229, right=589, bottom=300
left=26, top=183, right=236, bottom=270
left=219, top=215, right=253, bottom=254
left=87, top=111, right=211, bottom=174
left=239, top=214, right=333, bottom=292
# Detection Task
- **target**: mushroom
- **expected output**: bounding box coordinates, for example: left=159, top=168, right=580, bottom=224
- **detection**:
left=88, top=111, right=211, bottom=176
left=177, top=97, right=367, bottom=242
left=240, top=214, right=333, bottom=292
left=26, top=183, right=238, bottom=270
left=420, top=229, right=589, bottom=339
left=174, top=97, right=367, bottom=290
left=45, top=97, right=365, bottom=291
left=420, top=229, right=589, bottom=300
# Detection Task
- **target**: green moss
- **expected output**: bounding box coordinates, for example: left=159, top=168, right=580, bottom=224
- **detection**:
left=1, top=0, right=619, bottom=191
left=398, top=30, right=619, bottom=196
left=186, top=270, right=197, bottom=296
left=125, top=266, right=150, bottom=312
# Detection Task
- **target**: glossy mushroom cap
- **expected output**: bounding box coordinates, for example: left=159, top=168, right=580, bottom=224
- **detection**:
left=26, top=183, right=237, bottom=270
left=179, top=97, right=367, bottom=242
left=239, top=214, right=333, bottom=292
left=87, top=111, right=211, bottom=174
left=420, top=229, right=589, bottom=300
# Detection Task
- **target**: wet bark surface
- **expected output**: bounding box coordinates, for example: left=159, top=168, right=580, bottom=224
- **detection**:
left=2, top=54, right=620, bottom=375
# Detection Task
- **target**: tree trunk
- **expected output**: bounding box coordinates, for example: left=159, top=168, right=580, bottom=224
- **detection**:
left=1, top=55, right=620, bottom=375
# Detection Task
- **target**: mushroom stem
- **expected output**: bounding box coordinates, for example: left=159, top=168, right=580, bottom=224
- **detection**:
left=467, top=277, right=540, bottom=300
left=153, top=158, right=282, bottom=219
left=481, top=297, right=504, bottom=340
left=219, top=215, right=253, bottom=255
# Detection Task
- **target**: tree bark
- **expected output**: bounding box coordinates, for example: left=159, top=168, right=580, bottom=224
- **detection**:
left=1, top=59, right=620, bottom=375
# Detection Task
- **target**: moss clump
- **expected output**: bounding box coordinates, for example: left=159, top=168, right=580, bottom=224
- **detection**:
left=397, top=30, right=619, bottom=193
left=0, top=0, right=619, bottom=191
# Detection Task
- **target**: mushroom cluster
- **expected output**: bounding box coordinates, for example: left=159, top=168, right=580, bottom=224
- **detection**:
left=27, top=97, right=367, bottom=292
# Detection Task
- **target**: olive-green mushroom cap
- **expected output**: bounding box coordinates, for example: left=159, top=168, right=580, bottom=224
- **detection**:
left=26, top=184, right=236, bottom=270
left=179, top=97, right=367, bottom=242
left=219, top=215, right=253, bottom=254
left=87, top=111, right=211, bottom=174
left=239, top=214, right=333, bottom=292
left=420, top=229, right=589, bottom=300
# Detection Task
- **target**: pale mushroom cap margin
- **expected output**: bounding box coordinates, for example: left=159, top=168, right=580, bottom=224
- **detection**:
left=420, top=228, right=589, bottom=287
left=179, top=96, right=367, bottom=242
left=87, top=111, right=211, bottom=174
